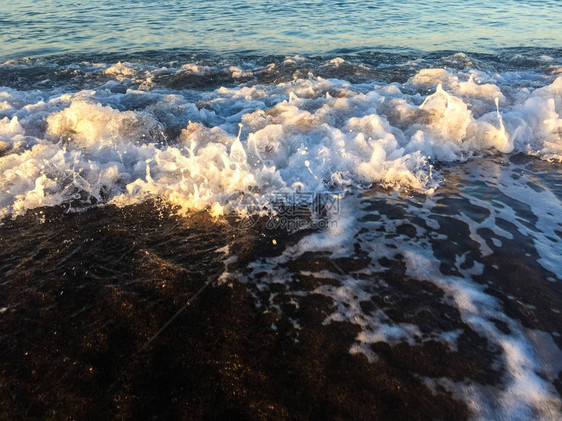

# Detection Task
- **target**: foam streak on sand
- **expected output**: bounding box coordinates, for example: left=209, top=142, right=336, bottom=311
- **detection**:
left=224, top=167, right=562, bottom=419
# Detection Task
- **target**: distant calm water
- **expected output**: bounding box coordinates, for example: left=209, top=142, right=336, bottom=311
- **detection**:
left=1, top=0, right=562, bottom=58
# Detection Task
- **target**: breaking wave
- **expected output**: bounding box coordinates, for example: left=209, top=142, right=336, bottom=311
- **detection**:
left=1, top=52, right=561, bottom=219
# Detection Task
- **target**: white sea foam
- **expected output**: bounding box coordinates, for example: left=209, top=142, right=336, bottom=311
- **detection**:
left=0, top=62, right=561, bottom=220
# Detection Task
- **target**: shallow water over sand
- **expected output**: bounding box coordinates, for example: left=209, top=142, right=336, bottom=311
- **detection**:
left=1, top=155, right=561, bottom=418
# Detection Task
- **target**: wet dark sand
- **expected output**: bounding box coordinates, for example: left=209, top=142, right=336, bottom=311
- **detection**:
left=0, top=203, right=468, bottom=420
left=1, top=187, right=560, bottom=420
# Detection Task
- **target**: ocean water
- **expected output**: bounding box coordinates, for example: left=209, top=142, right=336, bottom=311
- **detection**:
left=1, top=1, right=561, bottom=419
left=2, top=0, right=562, bottom=57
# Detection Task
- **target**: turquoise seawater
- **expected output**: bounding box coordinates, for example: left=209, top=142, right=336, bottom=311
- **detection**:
left=1, top=0, right=561, bottom=58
